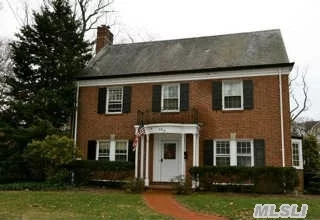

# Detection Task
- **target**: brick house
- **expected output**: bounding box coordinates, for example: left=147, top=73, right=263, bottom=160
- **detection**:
left=75, top=26, right=303, bottom=187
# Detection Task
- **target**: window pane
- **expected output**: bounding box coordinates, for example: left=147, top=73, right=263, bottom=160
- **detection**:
left=163, top=99, right=178, bottom=110
left=224, top=81, right=241, bottom=96
left=237, top=156, right=251, bottom=167
left=115, top=142, right=127, bottom=153
left=224, top=96, right=241, bottom=108
left=237, top=141, right=251, bottom=154
left=164, top=143, right=176, bottom=159
left=216, top=157, right=230, bottom=166
left=216, top=141, right=230, bottom=154
left=109, top=88, right=123, bottom=101
left=163, top=85, right=178, bottom=98
left=292, top=143, right=300, bottom=167
left=108, top=103, right=122, bottom=112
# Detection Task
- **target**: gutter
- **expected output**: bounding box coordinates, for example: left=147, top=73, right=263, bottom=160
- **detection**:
left=76, top=62, right=295, bottom=81
left=279, top=69, right=285, bottom=167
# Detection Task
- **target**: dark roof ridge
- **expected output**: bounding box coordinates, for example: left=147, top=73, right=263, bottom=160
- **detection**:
left=106, top=29, right=282, bottom=48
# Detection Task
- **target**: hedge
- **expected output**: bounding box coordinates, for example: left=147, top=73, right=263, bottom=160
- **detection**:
left=65, top=160, right=134, bottom=186
left=190, top=166, right=299, bottom=194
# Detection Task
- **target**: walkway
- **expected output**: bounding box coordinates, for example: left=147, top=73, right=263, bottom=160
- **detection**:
left=143, top=191, right=227, bottom=220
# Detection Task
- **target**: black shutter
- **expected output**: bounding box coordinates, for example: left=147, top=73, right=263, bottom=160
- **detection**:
left=254, top=139, right=265, bottom=167
left=97, top=88, right=107, bottom=114
left=180, top=83, right=189, bottom=111
left=152, top=85, right=161, bottom=112
left=203, top=140, right=214, bottom=166
left=122, top=86, right=131, bottom=113
left=128, top=140, right=135, bottom=162
left=243, top=80, right=253, bottom=109
left=87, top=140, right=97, bottom=160
left=212, top=81, right=222, bottom=110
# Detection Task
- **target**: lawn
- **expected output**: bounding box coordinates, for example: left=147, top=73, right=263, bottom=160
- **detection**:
left=0, top=189, right=169, bottom=219
left=176, top=192, right=320, bottom=220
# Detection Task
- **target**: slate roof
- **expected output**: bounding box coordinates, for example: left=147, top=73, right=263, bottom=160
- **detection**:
left=78, top=29, right=292, bottom=79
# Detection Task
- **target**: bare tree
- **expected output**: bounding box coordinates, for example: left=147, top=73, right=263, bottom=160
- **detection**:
left=290, top=66, right=309, bottom=121
left=72, top=0, right=114, bottom=40
left=0, top=39, right=13, bottom=111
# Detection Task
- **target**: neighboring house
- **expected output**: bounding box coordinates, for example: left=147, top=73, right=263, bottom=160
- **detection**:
left=75, top=26, right=302, bottom=187
left=310, top=121, right=320, bottom=145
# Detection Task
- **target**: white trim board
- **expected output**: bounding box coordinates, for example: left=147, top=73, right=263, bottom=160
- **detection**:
left=78, top=67, right=291, bottom=87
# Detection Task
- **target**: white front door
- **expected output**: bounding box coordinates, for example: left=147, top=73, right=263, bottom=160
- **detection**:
left=153, top=134, right=181, bottom=182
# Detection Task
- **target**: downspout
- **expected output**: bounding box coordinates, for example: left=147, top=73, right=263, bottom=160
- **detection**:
left=73, top=81, right=80, bottom=149
left=279, top=69, right=285, bottom=167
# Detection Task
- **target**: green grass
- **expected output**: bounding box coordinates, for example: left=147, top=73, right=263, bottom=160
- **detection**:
left=176, top=192, right=320, bottom=220
left=0, top=189, right=169, bottom=219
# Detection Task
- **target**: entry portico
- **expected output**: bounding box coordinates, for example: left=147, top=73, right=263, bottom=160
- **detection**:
left=134, top=123, right=200, bottom=187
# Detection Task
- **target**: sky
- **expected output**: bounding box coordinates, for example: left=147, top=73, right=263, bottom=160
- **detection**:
left=0, top=0, right=319, bottom=120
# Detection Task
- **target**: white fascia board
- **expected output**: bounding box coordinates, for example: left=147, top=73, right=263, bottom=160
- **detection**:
left=78, top=67, right=291, bottom=87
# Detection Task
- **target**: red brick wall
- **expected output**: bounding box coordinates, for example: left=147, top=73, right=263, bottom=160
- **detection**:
left=77, top=75, right=292, bottom=171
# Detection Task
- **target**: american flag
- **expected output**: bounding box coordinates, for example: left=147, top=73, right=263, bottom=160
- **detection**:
left=132, top=124, right=145, bottom=151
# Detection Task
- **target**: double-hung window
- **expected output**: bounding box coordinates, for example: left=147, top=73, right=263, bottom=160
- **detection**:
left=291, top=139, right=303, bottom=169
left=161, top=84, right=180, bottom=112
left=96, top=140, right=128, bottom=161
left=237, top=140, right=253, bottom=167
left=98, top=141, right=110, bottom=160
left=213, top=139, right=254, bottom=167
left=115, top=141, right=128, bottom=161
left=222, top=80, right=243, bottom=110
left=107, top=87, right=123, bottom=113
left=215, top=140, right=230, bottom=166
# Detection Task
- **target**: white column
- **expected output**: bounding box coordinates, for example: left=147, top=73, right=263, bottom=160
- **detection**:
left=192, top=133, right=196, bottom=167
left=181, top=133, right=185, bottom=179
left=140, top=135, right=145, bottom=179
left=134, top=140, right=139, bottom=178
left=196, top=134, right=200, bottom=166
left=192, top=133, right=197, bottom=188
left=145, top=134, right=150, bottom=186
left=196, top=134, right=200, bottom=187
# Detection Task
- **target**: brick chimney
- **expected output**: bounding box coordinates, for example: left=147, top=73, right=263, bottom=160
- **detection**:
left=95, top=25, right=113, bottom=54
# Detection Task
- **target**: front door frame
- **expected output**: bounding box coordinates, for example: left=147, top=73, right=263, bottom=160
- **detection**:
left=153, top=134, right=182, bottom=182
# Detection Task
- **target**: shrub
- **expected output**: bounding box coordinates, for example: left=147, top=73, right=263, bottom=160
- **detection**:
left=172, top=175, right=192, bottom=195
left=125, top=178, right=145, bottom=193
left=0, top=182, right=69, bottom=191
left=65, top=160, right=134, bottom=186
left=190, top=166, right=298, bottom=194
left=23, top=135, right=77, bottom=184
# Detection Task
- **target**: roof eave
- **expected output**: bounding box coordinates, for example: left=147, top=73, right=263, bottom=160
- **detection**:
left=76, top=62, right=295, bottom=80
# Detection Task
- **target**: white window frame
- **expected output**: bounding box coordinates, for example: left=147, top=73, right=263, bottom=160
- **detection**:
left=236, top=139, right=254, bottom=167
left=96, top=140, right=111, bottom=161
left=213, top=140, right=231, bottom=166
left=115, top=140, right=129, bottom=161
left=106, top=87, right=123, bottom=114
left=213, top=139, right=254, bottom=167
left=161, top=83, right=180, bottom=112
left=222, top=80, right=243, bottom=110
left=96, top=139, right=129, bottom=161
left=291, top=138, right=303, bottom=169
